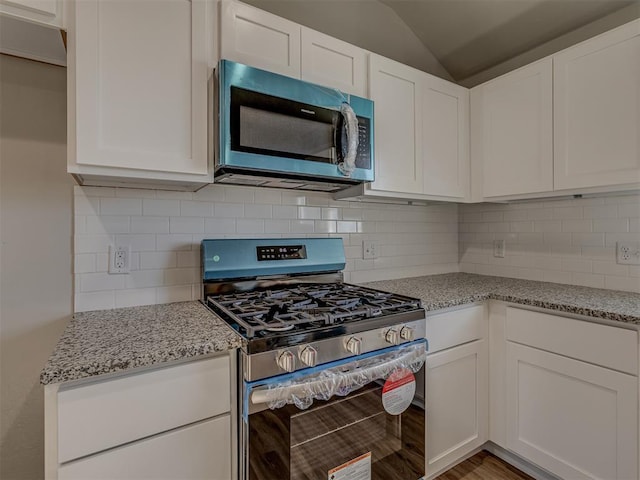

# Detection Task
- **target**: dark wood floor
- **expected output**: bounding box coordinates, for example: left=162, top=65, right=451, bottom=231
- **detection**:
left=435, top=451, right=535, bottom=480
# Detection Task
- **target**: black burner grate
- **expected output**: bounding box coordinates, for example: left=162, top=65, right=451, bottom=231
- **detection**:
left=207, top=283, right=422, bottom=338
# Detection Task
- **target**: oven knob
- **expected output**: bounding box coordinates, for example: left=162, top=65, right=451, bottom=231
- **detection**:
left=277, top=351, right=296, bottom=373
left=299, top=346, right=318, bottom=367
left=400, top=326, right=415, bottom=341
left=345, top=336, right=362, bottom=355
left=385, top=328, right=399, bottom=345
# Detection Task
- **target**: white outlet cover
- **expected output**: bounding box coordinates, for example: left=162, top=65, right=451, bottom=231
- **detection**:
left=616, top=241, right=640, bottom=265
left=109, top=245, right=131, bottom=274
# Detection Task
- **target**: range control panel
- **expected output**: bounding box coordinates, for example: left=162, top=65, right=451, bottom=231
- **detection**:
left=257, top=245, right=307, bottom=261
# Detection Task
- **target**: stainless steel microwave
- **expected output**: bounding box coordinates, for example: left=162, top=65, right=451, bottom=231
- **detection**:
left=216, top=60, right=374, bottom=192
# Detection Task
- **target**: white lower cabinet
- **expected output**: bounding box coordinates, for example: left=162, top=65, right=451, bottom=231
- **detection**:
left=425, top=305, right=488, bottom=478
left=503, top=306, right=638, bottom=480
left=506, top=342, right=637, bottom=480
left=45, top=354, right=233, bottom=480
left=58, top=415, right=231, bottom=480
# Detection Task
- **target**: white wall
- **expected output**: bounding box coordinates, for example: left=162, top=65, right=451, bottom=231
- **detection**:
left=0, top=55, right=73, bottom=479
left=459, top=194, right=640, bottom=292
left=73, top=185, right=459, bottom=312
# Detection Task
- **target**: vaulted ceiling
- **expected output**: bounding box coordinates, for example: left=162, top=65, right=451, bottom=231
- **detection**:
left=245, top=0, right=640, bottom=86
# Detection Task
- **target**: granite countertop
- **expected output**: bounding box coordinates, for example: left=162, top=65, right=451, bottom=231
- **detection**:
left=365, top=273, right=640, bottom=324
left=42, top=273, right=640, bottom=386
left=40, top=301, right=242, bottom=385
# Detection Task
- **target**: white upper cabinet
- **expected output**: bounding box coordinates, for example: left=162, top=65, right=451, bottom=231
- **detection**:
left=0, top=0, right=63, bottom=28
left=470, top=58, right=553, bottom=199
left=219, top=1, right=367, bottom=96
left=368, top=54, right=424, bottom=194
left=220, top=0, right=301, bottom=79
left=301, top=28, right=367, bottom=97
left=67, top=0, right=213, bottom=190
left=358, top=54, right=470, bottom=201
left=422, top=76, right=469, bottom=200
left=554, top=19, right=640, bottom=191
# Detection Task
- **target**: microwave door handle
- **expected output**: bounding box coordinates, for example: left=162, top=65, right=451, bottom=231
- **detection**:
left=337, top=102, right=359, bottom=177
left=251, top=346, right=425, bottom=406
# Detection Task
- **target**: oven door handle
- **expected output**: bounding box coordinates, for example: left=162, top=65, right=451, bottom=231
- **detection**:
left=250, top=344, right=425, bottom=406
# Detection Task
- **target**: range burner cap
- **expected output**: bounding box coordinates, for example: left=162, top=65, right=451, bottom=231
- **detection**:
left=265, top=324, right=295, bottom=332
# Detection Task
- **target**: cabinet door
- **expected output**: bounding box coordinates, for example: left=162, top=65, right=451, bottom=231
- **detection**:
left=301, top=28, right=367, bottom=97
left=426, top=340, right=488, bottom=478
left=554, top=19, right=640, bottom=190
left=220, top=0, right=300, bottom=78
left=422, top=75, right=469, bottom=199
left=58, top=415, right=231, bottom=480
left=471, top=58, right=553, bottom=198
left=368, top=54, right=423, bottom=194
left=68, top=0, right=211, bottom=186
left=0, top=0, right=63, bottom=28
left=506, top=342, right=638, bottom=480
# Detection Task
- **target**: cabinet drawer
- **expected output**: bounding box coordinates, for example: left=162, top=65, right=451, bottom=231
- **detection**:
left=506, top=307, right=637, bottom=375
left=58, top=415, right=231, bottom=480
left=426, top=305, right=484, bottom=354
left=58, top=355, right=230, bottom=463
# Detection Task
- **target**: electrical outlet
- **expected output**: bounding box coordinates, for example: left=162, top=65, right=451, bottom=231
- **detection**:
left=109, top=245, right=131, bottom=274
left=493, top=239, right=505, bottom=258
left=363, top=240, right=378, bottom=260
left=616, top=242, right=640, bottom=265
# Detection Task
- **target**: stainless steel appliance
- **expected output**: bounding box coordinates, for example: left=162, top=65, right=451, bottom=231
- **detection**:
left=216, top=60, right=375, bottom=192
left=202, top=238, right=427, bottom=480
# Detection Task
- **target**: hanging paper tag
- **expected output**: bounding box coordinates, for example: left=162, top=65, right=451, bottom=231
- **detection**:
left=328, top=452, right=371, bottom=480
left=382, top=368, right=416, bottom=415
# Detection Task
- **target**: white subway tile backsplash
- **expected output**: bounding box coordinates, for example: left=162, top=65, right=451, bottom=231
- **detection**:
left=298, top=206, right=322, bottom=220
left=236, top=219, right=265, bottom=234
left=290, top=220, right=315, bottom=233
left=74, top=254, right=96, bottom=274
left=74, top=195, right=100, bottom=215
left=125, top=269, right=165, bottom=289
left=180, top=201, right=213, bottom=217
left=592, top=218, right=628, bottom=233
left=115, top=234, right=156, bottom=251
left=156, top=234, right=193, bottom=251
left=140, top=252, right=177, bottom=270
left=156, top=285, right=192, bottom=303
left=225, top=186, right=254, bottom=204
left=553, top=206, right=583, bottom=220
left=86, top=216, right=130, bottom=235
left=562, top=219, right=592, bottom=232
left=75, top=291, right=115, bottom=312
left=264, top=219, right=290, bottom=234
left=131, top=216, right=170, bottom=234
left=205, top=218, right=236, bottom=234
left=80, top=272, right=126, bottom=292
left=460, top=194, right=640, bottom=293
left=245, top=204, right=272, bottom=219
left=163, top=268, right=198, bottom=286
left=75, top=235, right=113, bottom=254
left=74, top=187, right=640, bottom=311
left=170, top=217, right=205, bottom=234
left=214, top=203, right=244, bottom=218
left=177, top=251, right=200, bottom=268
left=101, top=198, right=142, bottom=216
left=115, top=288, right=157, bottom=308
left=571, top=272, right=605, bottom=289
left=583, top=205, right=618, bottom=219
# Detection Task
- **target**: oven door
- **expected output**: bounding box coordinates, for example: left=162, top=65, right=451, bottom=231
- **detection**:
left=241, top=340, right=426, bottom=480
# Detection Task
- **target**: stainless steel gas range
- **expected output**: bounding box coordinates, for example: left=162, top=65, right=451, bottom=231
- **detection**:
left=202, top=238, right=427, bottom=480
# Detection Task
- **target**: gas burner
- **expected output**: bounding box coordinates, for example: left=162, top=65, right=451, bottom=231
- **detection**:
left=206, top=282, right=422, bottom=340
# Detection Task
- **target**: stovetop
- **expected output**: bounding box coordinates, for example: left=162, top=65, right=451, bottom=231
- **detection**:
left=201, top=238, right=426, bottom=357
left=207, top=283, right=422, bottom=338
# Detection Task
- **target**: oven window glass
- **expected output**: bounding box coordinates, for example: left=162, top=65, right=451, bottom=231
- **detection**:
left=247, top=366, right=425, bottom=480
